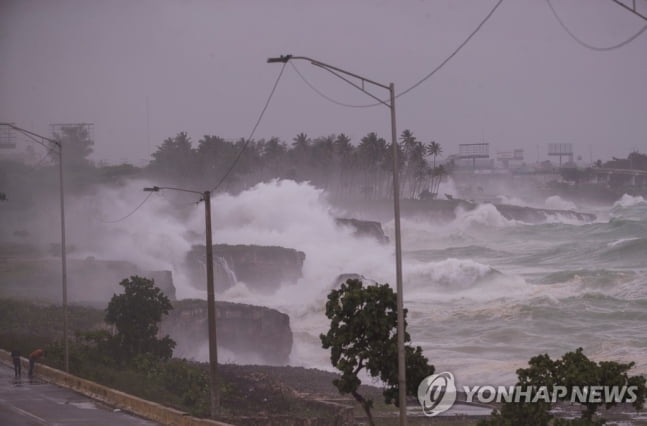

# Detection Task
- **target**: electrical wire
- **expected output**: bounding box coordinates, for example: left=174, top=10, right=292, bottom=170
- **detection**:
left=98, top=191, right=155, bottom=223
left=208, top=61, right=288, bottom=192
left=289, top=0, right=504, bottom=109
left=33, top=148, right=54, bottom=167
left=290, top=62, right=375, bottom=109
left=20, top=130, right=59, bottom=153
left=546, top=0, right=647, bottom=51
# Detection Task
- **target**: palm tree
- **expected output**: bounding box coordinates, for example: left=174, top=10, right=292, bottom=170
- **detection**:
left=357, top=132, right=388, bottom=199
left=333, top=134, right=355, bottom=197
left=426, top=141, right=442, bottom=168
left=430, top=164, right=447, bottom=197
left=399, top=129, right=419, bottom=167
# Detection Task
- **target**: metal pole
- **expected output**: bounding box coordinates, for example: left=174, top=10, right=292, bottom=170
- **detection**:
left=204, top=191, right=220, bottom=417
left=58, top=142, right=69, bottom=373
left=390, top=83, right=407, bottom=426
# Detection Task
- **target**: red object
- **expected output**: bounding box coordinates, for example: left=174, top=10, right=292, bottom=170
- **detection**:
left=29, top=349, right=44, bottom=360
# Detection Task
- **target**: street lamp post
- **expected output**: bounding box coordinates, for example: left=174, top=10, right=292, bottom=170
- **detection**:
left=143, top=186, right=220, bottom=418
left=58, top=137, right=69, bottom=374
left=267, top=55, right=408, bottom=425
left=1, top=123, right=70, bottom=373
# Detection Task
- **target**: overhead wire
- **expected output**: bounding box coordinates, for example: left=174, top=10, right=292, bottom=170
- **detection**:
left=19, top=129, right=59, bottom=153
left=208, top=61, right=288, bottom=193
left=98, top=191, right=155, bottom=223
left=289, top=0, right=504, bottom=109
left=91, top=59, right=287, bottom=218
left=545, top=0, right=647, bottom=51
left=33, top=148, right=53, bottom=167
left=290, top=62, right=376, bottom=109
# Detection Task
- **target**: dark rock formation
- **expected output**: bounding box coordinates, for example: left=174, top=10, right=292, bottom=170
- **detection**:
left=185, top=244, right=306, bottom=293
left=161, top=299, right=293, bottom=365
left=329, top=198, right=596, bottom=224
left=494, top=203, right=596, bottom=223
left=334, top=218, right=389, bottom=244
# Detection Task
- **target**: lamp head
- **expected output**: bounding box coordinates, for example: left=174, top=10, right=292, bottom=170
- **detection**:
left=267, top=54, right=292, bottom=63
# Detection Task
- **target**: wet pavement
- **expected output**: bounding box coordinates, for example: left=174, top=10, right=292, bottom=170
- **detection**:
left=0, top=363, right=157, bottom=425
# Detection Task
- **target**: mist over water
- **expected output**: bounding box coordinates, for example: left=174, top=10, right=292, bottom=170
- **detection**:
left=42, top=179, right=647, bottom=386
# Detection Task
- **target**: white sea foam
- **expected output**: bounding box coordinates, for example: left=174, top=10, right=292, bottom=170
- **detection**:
left=613, top=194, right=647, bottom=208
left=496, top=195, right=531, bottom=207
left=454, top=203, right=516, bottom=228
left=608, top=237, right=640, bottom=248
left=407, top=258, right=495, bottom=289
left=544, top=195, right=577, bottom=211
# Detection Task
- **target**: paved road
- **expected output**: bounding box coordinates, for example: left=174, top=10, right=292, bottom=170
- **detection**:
left=0, top=363, right=157, bottom=425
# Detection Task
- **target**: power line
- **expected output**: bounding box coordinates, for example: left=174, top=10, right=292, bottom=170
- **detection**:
left=546, top=0, right=647, bottom=51
left=290, top=62, right=369, bottom=108
left=397, top=0, right=503, bottom=99
left=13, top=128, right=58, bottom=153
left=80, top=57, right=287, bottom=220
left=33, top=148, right=54, bottom=167
left=289, top=0, right=504, bottom=109
left=98, top=191, right=155, bottom=223
left=209, top=61, right=288, bottom=192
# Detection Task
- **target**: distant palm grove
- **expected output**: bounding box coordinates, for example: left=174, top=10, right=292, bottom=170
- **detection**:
left=147, top=130, right=448, bottom=200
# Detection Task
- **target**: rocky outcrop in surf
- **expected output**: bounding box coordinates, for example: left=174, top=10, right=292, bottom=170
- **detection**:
left=185, top=244, right=306, bottom=293
left=161, top=299, right=293, bottom=365
left=334, top=218, right=389, bottom=243
left=493, top=203, right=595, bottom=223
left=330, top=198, right=596, bottom=223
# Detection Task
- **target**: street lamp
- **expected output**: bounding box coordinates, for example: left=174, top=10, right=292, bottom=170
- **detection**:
left=143, top=185, right=220, bottom=418
left=0, top=123, right=70, bottom=374
left=267, top=55, right=408, bottom=425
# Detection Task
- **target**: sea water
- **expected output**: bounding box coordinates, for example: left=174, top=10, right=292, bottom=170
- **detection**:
left=87, top=179, right=646, bottom=387
left=205, top=182, right=647, bottom=388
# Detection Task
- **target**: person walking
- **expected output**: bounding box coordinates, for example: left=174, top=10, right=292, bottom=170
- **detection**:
left=11, top=350, right=21, bottom=378
left=28, top=348, right=45, bottom=378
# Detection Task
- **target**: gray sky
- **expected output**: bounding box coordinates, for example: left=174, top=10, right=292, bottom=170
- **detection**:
left=1, top=0, right=646, bottom=165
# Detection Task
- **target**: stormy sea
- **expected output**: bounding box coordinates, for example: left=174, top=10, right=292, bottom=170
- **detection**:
left=178, top=180, right=647, bottom=388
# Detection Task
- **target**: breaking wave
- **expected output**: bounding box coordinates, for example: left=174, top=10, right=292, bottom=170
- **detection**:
left=613, top=194, right=647, bottom=208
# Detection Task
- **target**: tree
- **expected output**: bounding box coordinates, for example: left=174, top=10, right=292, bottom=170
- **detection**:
left=51, top=124, right=94, bottom=168
left=320, top=278, right=435, bottom=425
left=105, top=276, right=175, bottom=362
left=479, top=348, right=647, bottom=426
left=426, top=141, right=442, bottom=168
left=148, top=132, right=195, bottom=180
left=357, top=132, right=388, bottom=199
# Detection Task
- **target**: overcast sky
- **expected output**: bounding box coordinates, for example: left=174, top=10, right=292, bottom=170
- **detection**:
left=1, top=0, right=646, bottom=165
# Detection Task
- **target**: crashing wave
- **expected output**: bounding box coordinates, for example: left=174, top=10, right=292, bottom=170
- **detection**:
left=613, top=194, right=647, bottom=208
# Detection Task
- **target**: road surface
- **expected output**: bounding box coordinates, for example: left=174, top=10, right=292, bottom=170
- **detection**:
left=0, top=363, right=157, bottom=425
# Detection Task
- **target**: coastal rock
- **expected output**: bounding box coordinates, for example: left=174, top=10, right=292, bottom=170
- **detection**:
left=185, top=244, right=306, bottom=294
left=329, top=198, right=596, bottom=224
left=161, top=299, right=293, bottom=365
left=493, top=203, right=596, bottom=222
left=334, top=218, right=389, bottom=243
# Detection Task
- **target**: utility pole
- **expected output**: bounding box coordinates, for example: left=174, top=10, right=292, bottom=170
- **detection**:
left=144, top=186, right=220, bottom=418
left=610, top=0, right=647, bottom=21
left=389, top=83, right=407, bottom=418
left=267, top=55, right=408, bottom=425
left=58, top=139, right=69, bottom=373
left=1, top=123, right=69, bottom=373
left=203, top=190, right=220, bottom=416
